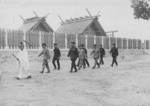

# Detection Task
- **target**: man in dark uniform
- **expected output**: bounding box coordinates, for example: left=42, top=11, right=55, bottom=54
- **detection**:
left=99, top=44, right=105, bottom=65
left=110, top=43, right=119, bottom=67
left=52, top=43, right=61, bottom=70
left=68, top=42, right=78, bottom=73
left=82, top=44, right=90, bottom=67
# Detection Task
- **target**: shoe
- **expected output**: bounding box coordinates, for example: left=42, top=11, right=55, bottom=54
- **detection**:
left=46, top=71, right=50, bottom=73
left=111, top=65, right=113, bottom=67
left=26, top=75, right=32, bottom=79
left=98, top=65, right=100, bottom=68
left=92, top=67, right=95, bottom=69
left=15, top=77, right=20, bottom=80
left=53, top=68, right=56, bottom=70
left=40, top=71, right=44, bottom=73
left=58, top=68, right=60, bottom=70
left=69, top=71, right=72, bottom=73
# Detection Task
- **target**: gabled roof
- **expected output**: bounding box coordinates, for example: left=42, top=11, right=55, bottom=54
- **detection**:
left=20, top=16, right=53, bottom=32
left=56, top=16, right=106, bottom=36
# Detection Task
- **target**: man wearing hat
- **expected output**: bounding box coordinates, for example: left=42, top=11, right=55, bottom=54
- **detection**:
left=78, top=44, right=86, bottom=70
left=52, top=43, right=61, bottom=70
left=38, top=43, right=51, bottom=73
left=82, top=44, right=90, bottom=67
left=91, top=44, right=100, bottom=69
left=110, top=43, right=119, bottom=67
left=68, top=42, right=78, bottom=73
left=99, top=44, right=105, bottom=65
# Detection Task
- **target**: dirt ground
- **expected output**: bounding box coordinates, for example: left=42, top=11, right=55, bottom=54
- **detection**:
left=0, top=54, right=150, bottom=106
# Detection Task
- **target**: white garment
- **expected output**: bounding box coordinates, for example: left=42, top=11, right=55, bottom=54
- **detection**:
left=16, top=48, right=30, bottom=79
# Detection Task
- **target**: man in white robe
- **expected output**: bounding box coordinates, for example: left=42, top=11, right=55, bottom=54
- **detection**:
left=15, top=42, right=31, bottom=80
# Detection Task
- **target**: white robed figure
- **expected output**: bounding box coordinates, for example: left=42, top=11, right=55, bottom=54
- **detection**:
left=13, top=42, right=31, bottom=80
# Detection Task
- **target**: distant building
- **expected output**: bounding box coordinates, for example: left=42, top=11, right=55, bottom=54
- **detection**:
left=20, top=16, right=53, bottom=32
left=56, top=16, right=106, bottom=36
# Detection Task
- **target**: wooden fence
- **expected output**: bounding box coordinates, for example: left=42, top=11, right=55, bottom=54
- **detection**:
left=0, top=28, right=147, bottom=50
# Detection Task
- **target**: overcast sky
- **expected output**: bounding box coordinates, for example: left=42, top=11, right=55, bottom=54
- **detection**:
left=0, top=0, right=150, bottom=39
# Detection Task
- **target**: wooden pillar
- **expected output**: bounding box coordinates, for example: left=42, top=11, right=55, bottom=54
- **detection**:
left=5, top=29, right=9, bottom=49
left=102, top=36, right=104, bottom=46
left=126, top=38, right=129, bottom=50
left=65, top=33, right=68, bottom=49
left=94, top=35, right=96, bottom=44
left=53, top=32, right=55, bottom=49
left=109, top=37, right=111, bottom=49
left=76, top=34, right=78, bottom=47
left=85, top=35, right=88, bottom=49
left=39, top=31, right=42, bottom=49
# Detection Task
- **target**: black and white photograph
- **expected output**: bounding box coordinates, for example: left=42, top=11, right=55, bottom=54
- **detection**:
left=0, top=0, right=150, bottom=106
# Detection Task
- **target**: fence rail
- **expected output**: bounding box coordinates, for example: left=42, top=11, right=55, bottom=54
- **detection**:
left=0, top=28, right=148, bottom=50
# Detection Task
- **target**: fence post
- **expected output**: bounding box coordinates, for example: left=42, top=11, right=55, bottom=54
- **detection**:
left=115, top=37, right=118, bottom=48
left=121, top=38, right=124, bottom=50
left=102, top=36, right=104, bottom=46
left=5, top=29, right=9, bottom=49
left=65, top=33, right=68, bottom=49
left=85, top=35, right=88, bottom=49
left=76, top=34, right=78, bottom=47
left=126, top=38, right=129, bottom=50
left=23, top=31, right=26, bottom=49
left=94, top=35, right=96, bottom=44
left=53, top=32, right=55, bottom=49
left=109, top=37, right=111, bottom=49
left=39, top=31, right=42, bottom=49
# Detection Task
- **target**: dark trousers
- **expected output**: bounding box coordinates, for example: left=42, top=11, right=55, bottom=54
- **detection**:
left=52, top=57, right=60, bottom=69
left=71, top=59, right=77, bottom=72
left=93, top=58, right=100, bottom=68
left=42, top=60, right=50, bottom=72
left=84, top=59, right=90, bottom=67
left=77, top=59, right=85, bottom=67
left=111, top=56, right=118, bottom=66
left=99, top=56, right=104, bottom=65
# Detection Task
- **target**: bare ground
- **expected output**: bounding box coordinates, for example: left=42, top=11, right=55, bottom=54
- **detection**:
left=0, top=54, right=150, bottom=106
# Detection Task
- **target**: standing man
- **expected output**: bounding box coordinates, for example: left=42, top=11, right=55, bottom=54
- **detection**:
left=82, top=44, right=90, bottom=67
left=99, top=44, right=105, bottom=65
left=78, top=45, right=86, bottom=70
left=110, top=44, right=119, bottom=67
left=38, top=43, right=51, bottom=73
left=52, top=43, right=61, bottom=70
left=91, top=44, right=100, bottom=69
left=68, top=42, right=78, bottom=73
left=13, top=42, right=31, bottom=80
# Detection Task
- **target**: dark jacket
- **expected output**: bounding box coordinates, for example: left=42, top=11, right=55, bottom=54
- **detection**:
left=68, top=47, right=78, bottom=60
left=110, top=47, right=119, bottom=57
left=53, top=47, right=61, bottom=58
left=83, top=48, right=88, bottom=58
left=100, top=48, right=105, bottom=57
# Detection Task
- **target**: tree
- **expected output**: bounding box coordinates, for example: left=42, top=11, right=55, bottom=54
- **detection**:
left=131, top=0, right=150, bottom=20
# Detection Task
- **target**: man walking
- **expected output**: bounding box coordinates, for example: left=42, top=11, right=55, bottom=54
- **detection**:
left=91, top=44, right=100, bottom=69
left=68, top=42, right=78, bottom=73
left=82, top=44, right=90, bottom=67
left=38, top=43, right=51, bottom=73
left=52, top=43, right=61, bottom=70
left=110, top=44, right=119, bottom=67
left=99, top=44, right=105, bottom=65
left=78, top=44, right=86, bottom=70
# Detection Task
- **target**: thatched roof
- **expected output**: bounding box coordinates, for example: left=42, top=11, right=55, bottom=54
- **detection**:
left=56, top=16, right=106, bottom=36
left=20, top=16, right=53, bottom=32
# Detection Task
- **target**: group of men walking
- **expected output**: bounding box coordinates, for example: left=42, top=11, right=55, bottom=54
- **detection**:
left=13, top=41, right=119, bottom=80
left=67, top=41, right=119, bottom=73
